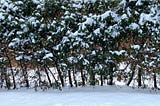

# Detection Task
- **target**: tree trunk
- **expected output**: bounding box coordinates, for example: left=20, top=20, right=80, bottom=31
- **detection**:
left=45, top=65, right=62, bottom=90
left=5, top=53, right=16, bottom=89
left=44, top=66, right=52, bottom=87
left=108, top=63, right=114, bottom=85
left=73, top=67, right=77, bottom=87
left=5, top=72, right=11, bottom=90
left=24, top=70, right=29, bottom=88
left=80, top=68, right=85, bottom=86
left=10, top=68, right=16, bottom=89
left=100, top=72, right=103, bottom=86
left=20, top=60, right=29, bottom=88
left=90, top=70, right=95, bottom=86
left=138, top=69, right=142, bottom=87
left=127, top=70, right=135, bottom=86
left=153, top=71, right=157, bottom=89
left=20, top=67, right=29, bottom=88
left=108, top=73, right=113, bottom=85
left=37, top=66, right=42, bottom=86
left=55, top=63, right=64, bottom=87
left=68, top=69, right=73, bottom=87
left=108, top=68, right=114, bottom=85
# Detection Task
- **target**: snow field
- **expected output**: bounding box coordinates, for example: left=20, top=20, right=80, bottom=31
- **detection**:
left=0, top=86, right=160, bottom=106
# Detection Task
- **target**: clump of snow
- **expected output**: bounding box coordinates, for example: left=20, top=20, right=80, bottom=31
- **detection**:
left=62, top=37, right=70, bottom=43
left=121, top=14, right=128, bottom=20
left=139, top=13, right=158, bottom=25
left=77, top=54, right=84, bottom=60
left=68, top=56, right=77, bottom=63
left=83, top=58, right=89, bottom=65
left=9, top=38, right=21, bottom=47
left=127, top=7, right=132, bottom=16
left=91, top=50, right=96, bottom=55
left=15, top=1, right=23, bottom=5
left=119, top=0, right=127, bottom=7
left=110, top=50, right=126, bottom=56
left=107, top=25, right=120, bottom=38
left=100, top=11, right=119, bottom=21
left=21, top=24, right=29, bottom=32
left=0, top=12, right=5, bottom=20
left=76, top=0, right=96, bottom=3
left=43, top=53, right=53, bottom=59
left=149, top=61, right=155, bottom=67
left=16, top=55, right=31, bottom=61
left=28, top=17, right=38, bottom=26
left=136, top=0, right=143, bottom=6
left=101, top=11, right=112, bottom=19
left=73, top=3, right=82, bottom=9
left=131, top=45, right=140, bottom=50
left=129, top=23, right=140, bottom=30
left=0, top=57, right=6, bottom=62
left=93, top=28, right=100, bottom=35
left=84, top=17, right=95, bottom=26
left=32, top=0, right=40, bottom=4
left=16, top=31, right=23, bottom=35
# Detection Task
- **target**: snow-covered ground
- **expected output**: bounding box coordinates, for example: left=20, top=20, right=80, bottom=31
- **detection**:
left=0, top=86, right=160, bottom=106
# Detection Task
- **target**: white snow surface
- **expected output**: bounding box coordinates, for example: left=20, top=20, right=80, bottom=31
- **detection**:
left=0, top=86, right=160, bottom=106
